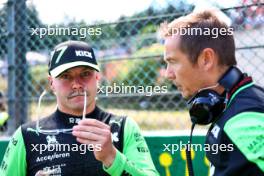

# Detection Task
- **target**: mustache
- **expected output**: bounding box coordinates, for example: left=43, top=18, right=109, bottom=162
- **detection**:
left=67, top=91, right=89, bottom=99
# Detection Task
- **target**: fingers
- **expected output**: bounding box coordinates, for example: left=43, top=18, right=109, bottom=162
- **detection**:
left=72, top=130, right=103, bottom=141
left=72, top=119, right=111, bottom=145
left=72, top=125, right=106, bottom=135
left=77, top=119, right=110, bottom=130
left=75, top=137, right=99, bottom=145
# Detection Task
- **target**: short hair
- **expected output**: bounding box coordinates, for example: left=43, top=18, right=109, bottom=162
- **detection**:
left=160, top=9, right=237, bottom=66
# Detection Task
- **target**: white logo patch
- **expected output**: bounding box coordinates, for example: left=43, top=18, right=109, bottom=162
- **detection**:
left=69, top=117, right=81, bottom=124
left=46, top=135, right=59, bottom=145
left=211, top=125, right=220, bottom=139
left=209, top=164, right=215, bottom=176
left=75, top=50, right=92, bottom=58
left=42, top=164, right=62, bottom=175
left=111, top=132, right=119, bottom=142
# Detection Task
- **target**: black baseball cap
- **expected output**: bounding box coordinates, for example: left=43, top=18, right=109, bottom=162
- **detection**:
left=48, top=41, right=100, bottom=77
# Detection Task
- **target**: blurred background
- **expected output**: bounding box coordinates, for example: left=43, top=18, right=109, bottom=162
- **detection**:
left=0, top=0, right=263, bottom=135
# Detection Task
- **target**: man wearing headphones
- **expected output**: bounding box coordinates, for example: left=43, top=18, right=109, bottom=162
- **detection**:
left=161, top=10, right=264, bottom=175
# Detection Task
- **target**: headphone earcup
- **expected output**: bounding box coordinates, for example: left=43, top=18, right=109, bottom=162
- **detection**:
left=189, top=102, right=215, bottom=124
left=189, top=90, right=225, bottom=125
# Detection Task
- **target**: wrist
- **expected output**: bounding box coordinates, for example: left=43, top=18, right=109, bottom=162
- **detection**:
left=103, top=148, right=117, bottom=168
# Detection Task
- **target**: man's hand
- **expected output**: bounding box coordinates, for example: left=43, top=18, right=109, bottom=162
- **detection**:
left=72, top=119, right=116, bottom=167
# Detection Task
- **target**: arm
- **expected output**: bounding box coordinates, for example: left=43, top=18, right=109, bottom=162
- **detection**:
left=103, top=117, right=159, bottom=176
left=224, top=112, right=264, bottom=172
left=0, top=127, right=27, bottom=176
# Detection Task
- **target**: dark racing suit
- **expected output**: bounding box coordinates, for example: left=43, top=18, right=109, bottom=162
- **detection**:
left=0, top=106, right=159, bottom=176
left=206, top=75, right=264, bottom=176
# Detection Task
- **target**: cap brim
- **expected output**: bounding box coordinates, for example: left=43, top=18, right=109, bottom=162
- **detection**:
left=50, top=61, right=100, bottom=77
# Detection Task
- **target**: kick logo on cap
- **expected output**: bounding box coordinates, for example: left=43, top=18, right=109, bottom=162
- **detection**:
left=75, top=50, right=92, bottom=58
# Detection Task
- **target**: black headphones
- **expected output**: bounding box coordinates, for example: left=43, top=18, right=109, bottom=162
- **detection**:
left=188, top=66, right=243, bottom=125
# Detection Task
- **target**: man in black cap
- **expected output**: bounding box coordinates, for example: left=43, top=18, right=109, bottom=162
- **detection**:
left=0, top=41, right=159, bottom=176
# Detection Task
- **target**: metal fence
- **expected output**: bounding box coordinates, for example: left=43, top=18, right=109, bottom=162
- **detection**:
left=0, top=0, right=263, bottom=134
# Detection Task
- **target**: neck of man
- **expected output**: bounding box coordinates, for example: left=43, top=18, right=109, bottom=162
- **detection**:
left=58, top=101, right=96, bottom=116
left=205, top=65, right=230, bottom=95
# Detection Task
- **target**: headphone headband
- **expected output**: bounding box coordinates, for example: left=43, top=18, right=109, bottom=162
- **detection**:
left=218, top=66, right=243, bottom=91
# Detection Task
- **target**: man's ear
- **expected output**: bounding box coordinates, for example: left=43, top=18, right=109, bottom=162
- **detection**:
left=197, top=48, right=216, bottom=71
left=48, top=76, right=54, bottom=92
left=95, top=72, right=101, bottom=87
left=95, top=72, right=101, bottom=81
